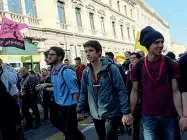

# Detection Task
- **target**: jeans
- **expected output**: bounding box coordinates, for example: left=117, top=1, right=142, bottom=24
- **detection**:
left=142, top=115, right=176, bottom=140
left=93, top=117, right=119, bottom=140
left=181, top=131, right=187, bottom=140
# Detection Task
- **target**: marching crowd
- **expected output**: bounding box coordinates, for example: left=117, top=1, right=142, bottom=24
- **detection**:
left=0, top=26, right=187, bottom=140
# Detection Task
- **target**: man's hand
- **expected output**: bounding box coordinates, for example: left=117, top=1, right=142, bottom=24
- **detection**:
left=35, top=84, right=47, bottom=91
left=122, top=113, right=134, bottom=125
left=179, top=116, right=187, bottom=132
left=19, top=91, right=24, bottom=96
left=0, top=63, right=6, bottom=69
left=73, top=93, right=79, bottom=104
left=77, top=113, right=84, bottom=122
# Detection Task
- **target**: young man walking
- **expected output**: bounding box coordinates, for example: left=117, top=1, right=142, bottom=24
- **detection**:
left=77, top=40, right=133, bottom=140
left=46, top=46, right=85, bottom=140
left=130, top=26, right=183, bottom=140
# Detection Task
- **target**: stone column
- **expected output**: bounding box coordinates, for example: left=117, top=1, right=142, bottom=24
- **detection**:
left=2, top=0, right=8, bottom=11
left=20, top=0, right=26, bottom=15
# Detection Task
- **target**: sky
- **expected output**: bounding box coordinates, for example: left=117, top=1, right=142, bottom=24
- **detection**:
left=145, top=0, right=187, bottom=44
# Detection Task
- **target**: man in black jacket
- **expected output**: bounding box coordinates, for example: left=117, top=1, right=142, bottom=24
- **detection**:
left=0, top=80, right=20, bottom=140
left=19, top=67, right=40, bottom=130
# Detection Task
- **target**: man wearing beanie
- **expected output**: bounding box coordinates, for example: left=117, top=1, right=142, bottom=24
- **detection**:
left=130, top=26, right=183, bottom=140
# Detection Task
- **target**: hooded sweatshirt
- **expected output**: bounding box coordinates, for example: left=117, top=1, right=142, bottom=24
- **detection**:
left=0, top=64, right=18, bottom=96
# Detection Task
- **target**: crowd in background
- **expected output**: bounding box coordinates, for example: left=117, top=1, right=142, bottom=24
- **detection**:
left=0, top=26, right=187, bottom=140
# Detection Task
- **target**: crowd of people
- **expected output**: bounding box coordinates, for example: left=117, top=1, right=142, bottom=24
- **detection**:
left=0, top=26, right=187, bottom=140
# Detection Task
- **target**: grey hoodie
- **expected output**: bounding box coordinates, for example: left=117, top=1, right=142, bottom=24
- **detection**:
left=0, top=64, right=18, bottom=96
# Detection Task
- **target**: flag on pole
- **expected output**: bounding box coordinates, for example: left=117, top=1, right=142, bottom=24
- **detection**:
left=135, top=31, right=148, bottom=54
left=115, top=53, right=125, bottom=63
left=0, top=16, right=28, bottom=50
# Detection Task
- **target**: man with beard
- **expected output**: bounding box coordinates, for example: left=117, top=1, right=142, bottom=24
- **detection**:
left=36, top=50, right=62, bottom=132
left=44, top=46, right=85, bottom=140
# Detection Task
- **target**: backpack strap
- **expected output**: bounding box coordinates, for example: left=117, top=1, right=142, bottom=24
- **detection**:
left=136, top=58, right=144, bottom=83
left=61, top=67, right=68, bottom=76
left=85, top=68, right=89, bottom=84
left=85, top=64, right=114, bottom=86
left=135, top=57, right=144, bottom=110
left=61, top=67, right=80, bottom=90
left=164, top=56, right=173, bottom=88
left=107, top=64, right=113, bottom=82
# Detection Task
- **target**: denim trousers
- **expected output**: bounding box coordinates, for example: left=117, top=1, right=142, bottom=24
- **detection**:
left=181, top=131, right=187, bottom=140
left=142, top=115, right=176, bottom=140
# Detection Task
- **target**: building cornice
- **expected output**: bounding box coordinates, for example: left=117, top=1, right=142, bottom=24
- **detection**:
left=123, top=0, right=137, bottom=6
left=72, top=0, right=83, bottom=6
left=92, top=0, right=135, bottom=22
left=97, top=9, right=106, bottom=16
left=86, top=4, right=95, bottom=13
left=23, top=27, right=47, bottom=41
left=40, top=28, right=134, bottom=46
left=135, top=0, right=169, bottom=28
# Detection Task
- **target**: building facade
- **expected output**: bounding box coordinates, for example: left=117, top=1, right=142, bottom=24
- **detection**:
left=0, top=0, right=171, bottom=68
left=171, top=42, right=187, bottom=58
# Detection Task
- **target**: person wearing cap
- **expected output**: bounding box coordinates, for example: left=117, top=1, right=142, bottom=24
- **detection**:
left=130, top=26, right=183, bottom=140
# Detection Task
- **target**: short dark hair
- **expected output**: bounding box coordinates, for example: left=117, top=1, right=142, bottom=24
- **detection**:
left=64, top=59, right=69, bottom=61
left=29, top=70, right=36, bottom=75
left=130, top=52, right=141, bottom=59
left=83, top=40, right=102, bottom=53
left=125, top=51, right=131, bottom=55
left=44, top=50, right=50, bottom=57
left=179, top=53, right=184, bottom=58
left=49, top=46, right=65, bottom=61
left=74, top=57, right=81, bottom=61
left=105, top=52, right=114, bottom=60
left=166, top=51, right=176, bottom=60
left=137, top=51, right=145, bottom=57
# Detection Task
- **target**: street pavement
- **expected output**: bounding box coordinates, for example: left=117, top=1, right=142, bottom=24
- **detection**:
left=25, top=118, right=187, bottom=140
left=25, top=105, right=132, bottom=140
left=25, top=118, right=132, bottom=140
left=25, top=105, right=187, bottom=140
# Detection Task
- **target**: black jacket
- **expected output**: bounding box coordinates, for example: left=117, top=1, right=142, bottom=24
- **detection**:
left=179, top=54, right=187, bottom=93
left=0, top=80, right=20, bottom=124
